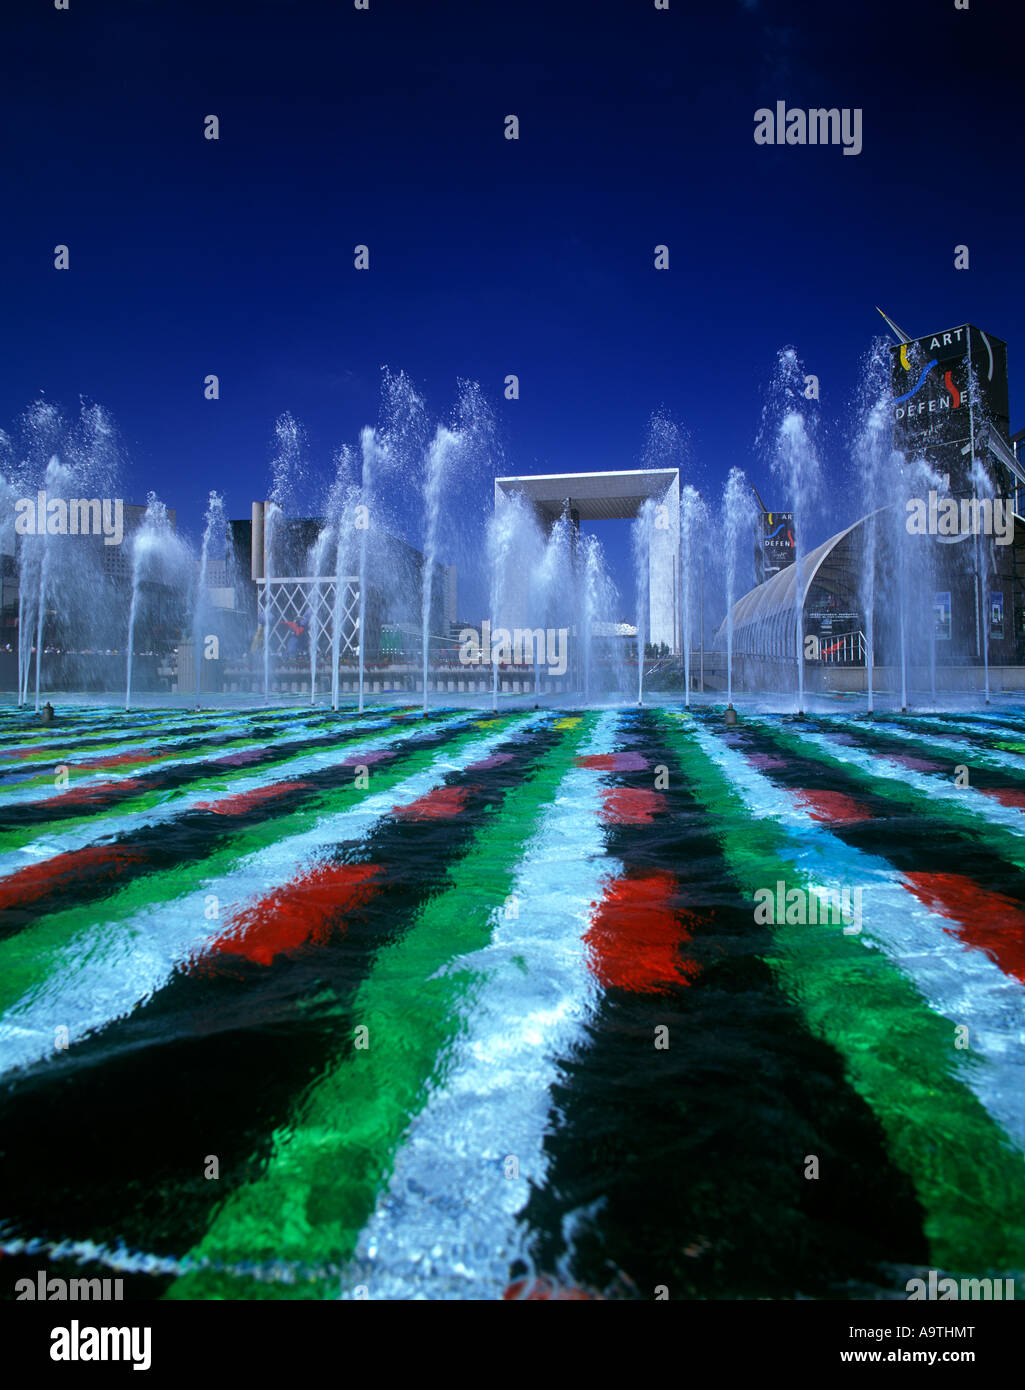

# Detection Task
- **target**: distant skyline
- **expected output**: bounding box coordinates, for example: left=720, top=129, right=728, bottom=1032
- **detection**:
left=3, top=0, right=1022, bottom=606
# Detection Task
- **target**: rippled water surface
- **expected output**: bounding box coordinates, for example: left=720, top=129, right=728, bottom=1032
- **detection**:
left=1, top=701, right=1023, bottom=1300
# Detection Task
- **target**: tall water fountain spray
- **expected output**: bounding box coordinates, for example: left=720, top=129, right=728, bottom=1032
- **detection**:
left=851, top=341, right=900, bottom=715
left=631, top=498, right=656, bottom=705
left=332, top=455, right=361, bottom=712
left=14, top=406, right=62, bottom=706
left=30, top=455, right=89, bottom=712
left=305, top=444, right=362, bottom=712
left=486, top=491, right=541, bottom=711
left=354, top=371, right=429, bottom=713
left=261, top=501, right=281, bottom=704
left=721, top=468, right=754, bottom=705
left=896, top=451, right=944, bottom=711
left=852, top=340, right=949, bottom=714
left=306, top=525, right=332, bottom=705
left=0, top=435, right=19, bottom=696
left=194, top=492, right=229, bottom=706
left=680, top=485, right=707, bottom=708
left=262, top=413, right=307, bottom=705
left=125, top=493, right=192, bottom=710
left=356, top=428, right=382, bottom=714
left=10, top=403, right=121, bottom=709
left=971, top=454, right=997, bottom=705
left=534, top=513, right=573, bottom=699
left=580, top=532, right=617, bottom=702
left=418, top=380, right=496, bottom=713
left=420, top=427, right=459, bottom=713
left=763, top=349, right=822, bottom=712
left=17, top=511, right=43, bottom=708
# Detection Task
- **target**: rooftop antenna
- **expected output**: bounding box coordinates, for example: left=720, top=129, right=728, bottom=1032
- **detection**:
left=875, top=307, right=913, bottom=344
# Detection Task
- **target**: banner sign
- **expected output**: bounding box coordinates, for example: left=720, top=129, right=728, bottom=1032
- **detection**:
left=890, top=324, right=1009, bottom=489
left=757, top=511, right=795, bottom=583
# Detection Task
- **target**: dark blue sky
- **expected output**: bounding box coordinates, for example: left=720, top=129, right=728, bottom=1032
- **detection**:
left=4, top=0, right=1023, bottom=607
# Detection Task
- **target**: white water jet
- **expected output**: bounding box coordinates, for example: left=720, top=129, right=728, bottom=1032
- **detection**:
left=306, top=527, right=332, bottom=705
left=33, top=528, right=48, bottom=713
left=125, top=494, right=190, bottom=710
left=851, top=346, right=898, bottom=716
left=420, top=427, right=460, bottom=714
left=580, top=534, right=607, bottom=702
left=486, top=492, right=539, bottom=711
left=971, top=455, right=997, bottom=706
left=532, top=514, right=571, bottom=699
left=721, top=468, right=753, bottom=705
left=766, top=351, right=822, bottom=711
left=194, top=492, right=227, bottom=706
left=631, top=499, right=656, bottom=706
left=680, top=485, right=706, bottom=708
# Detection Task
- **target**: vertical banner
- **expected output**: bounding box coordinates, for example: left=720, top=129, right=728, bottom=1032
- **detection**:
left=890, top=324, right=1010, bottom=493
left=756, top=511, right=795, bottom=583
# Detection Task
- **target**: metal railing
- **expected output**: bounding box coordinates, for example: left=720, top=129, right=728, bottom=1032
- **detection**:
left=817, top=630, right=865, bottom=665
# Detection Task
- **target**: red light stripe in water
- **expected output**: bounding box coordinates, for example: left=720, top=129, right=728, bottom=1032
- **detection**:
left=211, top=749, right=267, bottom=768
left=503, top=1278, right=601, bottom=1300
left=792, top=788, right=873, bottom=824
left=575, top=752, right=648, bottom=771
left=197, top=862, right=383, bottom=968
left=392, top=785, right=472, bottom=820
left=0, top=844, right=150, bottom=911
left=194, top=781, right=313, bottom=816
left=584, top=871, right=702, bottom=993
left=48, top=779, right=132, bottom=807
left=904, top=871, right=1025, bottom=984
left=600, top=787, right=664, bottom=824
left=981, top=787, right=1025, bottom=811
left=75, top=751, right=155, bottom=771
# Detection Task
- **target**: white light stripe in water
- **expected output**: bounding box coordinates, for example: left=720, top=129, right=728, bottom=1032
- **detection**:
left=758, top=720, right=1025, bottom=842
left=0, top=715, right=539, bottom=1076
left=341, top=710, right=622, bottom=1300
left=691, top=721, right=1025, bottom=1152
left=0, top=715, right=449, bottom=879
left=827, top=713, right=1025, bottom=775
left=0, top=710, right=393, bottom=808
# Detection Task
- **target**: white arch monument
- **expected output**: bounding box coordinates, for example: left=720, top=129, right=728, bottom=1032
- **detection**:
left=493, top=468, right=680, bottom=653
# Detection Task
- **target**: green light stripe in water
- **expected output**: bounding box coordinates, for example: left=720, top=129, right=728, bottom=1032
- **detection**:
left=656, top=711, right=1025, bottom=1276
left=748, top=718, right=1025, bottom=876
left=2, top=722, right=325, bottom=786
left=0, top=715, right=517, bottom=1019
left=165, top=713, right=597, bottom=1300
left=0, top=711, right=459, bottom=856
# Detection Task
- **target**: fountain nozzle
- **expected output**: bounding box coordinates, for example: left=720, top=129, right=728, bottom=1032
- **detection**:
left=724, top=704, right=738, bottom=725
